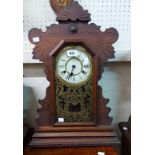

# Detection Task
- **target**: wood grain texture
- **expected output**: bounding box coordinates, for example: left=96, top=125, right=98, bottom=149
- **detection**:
left=29, top=136, right=120, bottom=147
left=24, top=146, right=118, bottom=155
left=28, top=128, right=120, bottom=148
left=34, top=126, right=114, bottom=132
left=32, top=131, right=117, bottom=138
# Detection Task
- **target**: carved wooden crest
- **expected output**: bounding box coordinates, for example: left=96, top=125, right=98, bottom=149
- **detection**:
left=50, top=0, right=74, bottom=14
left=28, top=1, right=118, bottom=126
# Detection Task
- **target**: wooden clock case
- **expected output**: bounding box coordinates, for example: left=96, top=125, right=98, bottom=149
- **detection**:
left=26, top=2, right=120, bottom=155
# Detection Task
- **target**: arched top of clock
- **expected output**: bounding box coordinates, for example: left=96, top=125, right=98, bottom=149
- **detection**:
left=56, top=1, right=91, bottom=23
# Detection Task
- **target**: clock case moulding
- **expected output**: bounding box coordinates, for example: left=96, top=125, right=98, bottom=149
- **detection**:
left=28, top=1, right=120, bottom=151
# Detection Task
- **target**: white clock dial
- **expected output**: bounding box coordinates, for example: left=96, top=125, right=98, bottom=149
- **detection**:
left=56, top=46, right=92, bottom=85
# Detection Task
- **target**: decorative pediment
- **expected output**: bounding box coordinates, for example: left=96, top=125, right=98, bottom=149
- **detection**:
left=29, top=23, right=118, bottom=70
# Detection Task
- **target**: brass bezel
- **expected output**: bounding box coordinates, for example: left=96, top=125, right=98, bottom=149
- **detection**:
left=55, top=46, right=93, bottom=87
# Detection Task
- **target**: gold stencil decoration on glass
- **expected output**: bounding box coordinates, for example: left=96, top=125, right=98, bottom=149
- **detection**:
left=55, top=46, right=93, bottom=122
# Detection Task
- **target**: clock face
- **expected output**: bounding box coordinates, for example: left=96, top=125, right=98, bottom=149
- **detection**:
left=56, top=46, right=92, bottom=85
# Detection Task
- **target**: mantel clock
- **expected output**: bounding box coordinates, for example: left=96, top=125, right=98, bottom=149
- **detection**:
left=26, top=1, right=121, bottom=155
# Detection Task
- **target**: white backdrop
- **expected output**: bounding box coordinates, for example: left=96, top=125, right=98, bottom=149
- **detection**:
left=23, top=0, right=131, bottom=63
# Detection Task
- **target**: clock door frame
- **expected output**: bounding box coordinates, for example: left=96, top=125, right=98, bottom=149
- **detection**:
left=49, top=40, right=98, bottom=127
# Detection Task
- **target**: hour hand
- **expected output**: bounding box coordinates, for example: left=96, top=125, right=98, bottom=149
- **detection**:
left=70, top=65, right=76, bottom=76
left=67, top=72, right=73, bottom=80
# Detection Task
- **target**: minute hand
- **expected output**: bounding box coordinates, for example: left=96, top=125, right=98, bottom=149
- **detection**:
left=68, top=65, right=76, bottom=79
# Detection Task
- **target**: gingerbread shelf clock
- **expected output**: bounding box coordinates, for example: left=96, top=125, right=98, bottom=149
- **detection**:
left=25, top=1, right=120, bottom=155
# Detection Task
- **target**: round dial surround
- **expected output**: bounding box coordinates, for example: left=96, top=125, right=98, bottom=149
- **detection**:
left=56, top=46, right=92, bottom=85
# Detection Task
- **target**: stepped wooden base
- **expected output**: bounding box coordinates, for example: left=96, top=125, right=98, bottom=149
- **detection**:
left=28, top=126, right=120, bottom=148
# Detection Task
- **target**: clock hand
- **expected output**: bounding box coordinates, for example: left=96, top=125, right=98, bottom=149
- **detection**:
left=70, top=65, right=76, bottom=75
left=68, top=65, right=76, bottom=80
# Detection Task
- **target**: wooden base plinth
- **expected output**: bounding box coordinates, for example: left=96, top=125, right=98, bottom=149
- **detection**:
left=24, top=126, right=121, bottom=155
left=24, top=146, right=119, bottom=155
left=27, top=126, right=120, bottom=148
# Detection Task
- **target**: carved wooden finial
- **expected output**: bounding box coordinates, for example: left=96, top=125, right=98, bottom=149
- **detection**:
left=50, top=0, right=74, bottom=14
left=56, top=1, right=91, bottom=22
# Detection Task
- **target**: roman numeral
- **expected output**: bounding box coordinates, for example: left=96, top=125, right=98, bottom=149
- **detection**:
left=58, top=65, right=65, bottom=68
left=79, top=75, right=82, bottom=80
left=73, top=76, right=75, bottom=81
left=84, top=65, right=90, bottom=68
left=61, top=71, right=66, bottom=75
left=78, top=53, right=81, bottom=58
left=82, top=70, right=87, bottom=75
left=66, top=74, right=70, bottom=80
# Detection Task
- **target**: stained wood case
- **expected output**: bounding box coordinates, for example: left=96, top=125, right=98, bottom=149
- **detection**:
left=25, top=1, right=121, bottom=155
